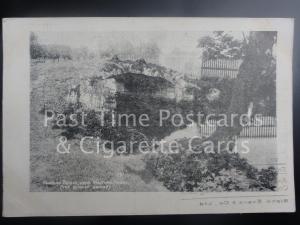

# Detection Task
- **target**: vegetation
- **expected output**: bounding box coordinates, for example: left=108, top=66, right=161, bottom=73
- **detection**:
left=145, top=138, right=277, bottom=191
left=56, top=92, right=198, bottom=153
left=30, top=32, right=96, bottom=61
left=198, top=31, right=245, bottom=61
left=30, top=31, right=278, bottom=192
left=100, top=41, right=161, bottom=63
left=145, top=31, right=278, bottom=192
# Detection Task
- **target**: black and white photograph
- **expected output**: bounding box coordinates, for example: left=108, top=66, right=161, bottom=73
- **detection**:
left=30, top=30, right=279, bottom=192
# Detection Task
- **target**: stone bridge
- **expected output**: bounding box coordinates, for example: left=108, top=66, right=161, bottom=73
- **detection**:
left=100, top=55, right=186, bottom=86
left=67, top=56, right=192, bottom=111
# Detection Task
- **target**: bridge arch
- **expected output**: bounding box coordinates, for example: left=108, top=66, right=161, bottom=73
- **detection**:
left=67, top=56, right=190, bottom=111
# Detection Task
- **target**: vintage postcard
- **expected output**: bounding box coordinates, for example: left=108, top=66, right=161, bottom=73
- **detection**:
left=2, top=18, right=295, bottom=216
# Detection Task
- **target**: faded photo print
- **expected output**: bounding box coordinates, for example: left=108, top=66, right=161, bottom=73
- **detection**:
left=30, top=30, right=278, bottom=192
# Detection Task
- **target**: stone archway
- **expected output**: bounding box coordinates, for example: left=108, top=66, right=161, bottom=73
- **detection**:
left=67, top=56, right=189, bottom=111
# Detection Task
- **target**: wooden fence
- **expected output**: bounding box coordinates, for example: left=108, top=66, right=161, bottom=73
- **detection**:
left=198, top=116, right=277, bottom=138
left=201, top=59, right=243, bottom=79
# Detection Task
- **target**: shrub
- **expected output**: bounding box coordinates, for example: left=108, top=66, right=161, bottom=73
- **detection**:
left=145, top=138, right=277, bottom=192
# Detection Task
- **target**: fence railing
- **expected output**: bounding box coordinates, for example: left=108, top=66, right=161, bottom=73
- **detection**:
left=198, top=116, right=277, bottom=138
left=201, top=59, right=243, bottom=79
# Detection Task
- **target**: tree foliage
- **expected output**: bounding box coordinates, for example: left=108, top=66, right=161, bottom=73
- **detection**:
left=100, top=41, right=161, bottom=63
left=30, top=32, right=74, bottom=61
left=198, top=31, right=244, bottom=61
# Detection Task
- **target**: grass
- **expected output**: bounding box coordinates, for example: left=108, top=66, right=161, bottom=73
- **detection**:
left=30, top=59, right=167, bottom=192
left=30, top=59, right=277, bottom=192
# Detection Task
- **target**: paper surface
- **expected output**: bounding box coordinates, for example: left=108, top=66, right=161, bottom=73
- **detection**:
left=2, top=18, right=295, bottom=216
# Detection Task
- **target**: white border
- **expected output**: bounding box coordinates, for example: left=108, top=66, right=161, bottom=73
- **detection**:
left=2, top=18, right=295, bottom=216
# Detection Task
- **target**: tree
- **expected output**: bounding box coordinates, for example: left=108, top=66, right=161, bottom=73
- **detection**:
left=30, top=32, right=38, bottom=45
left=139, top=42, right=161, bottom=63
left=30, top=32, right=44, bottom=59
left=201, top=31, right=277, bottom=143
left=198, top=31, right=244, bottom=62
left=147, top=32, right=278, bottom=192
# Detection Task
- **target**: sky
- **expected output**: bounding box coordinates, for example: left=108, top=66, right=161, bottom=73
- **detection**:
left=35, top=31, right=245, bottom=75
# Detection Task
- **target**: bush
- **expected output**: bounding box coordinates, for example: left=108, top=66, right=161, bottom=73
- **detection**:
left=145, top=138, right=277, bottom=192
left=57, top=93, right=190, bottom=152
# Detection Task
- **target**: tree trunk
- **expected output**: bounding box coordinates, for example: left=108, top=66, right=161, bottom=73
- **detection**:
left=200, top=31, right=276, bottom=146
